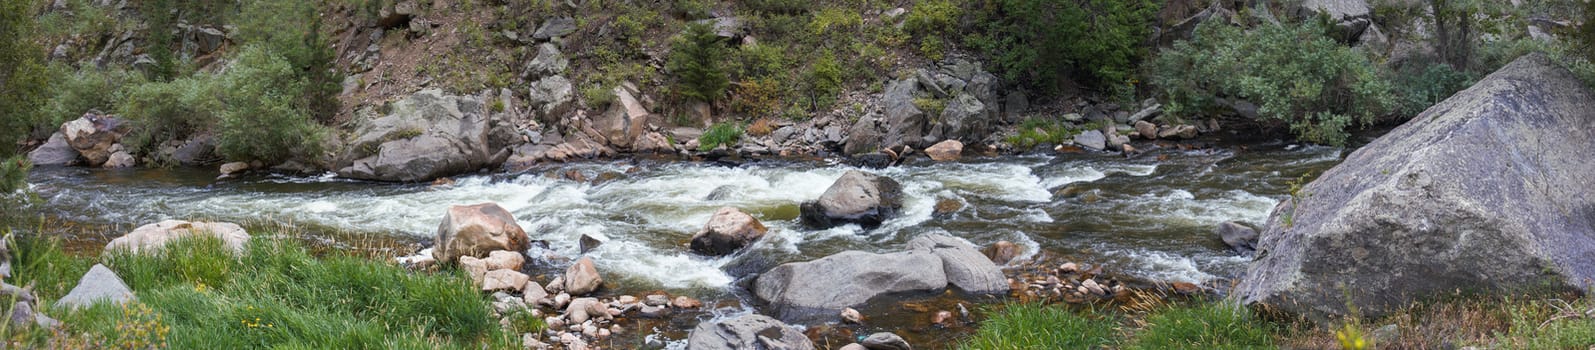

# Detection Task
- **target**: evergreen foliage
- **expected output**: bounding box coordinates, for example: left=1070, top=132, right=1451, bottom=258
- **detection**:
left=668, top=22, right=730, bottom=103
left=966, top=0, right=1160, bottom=93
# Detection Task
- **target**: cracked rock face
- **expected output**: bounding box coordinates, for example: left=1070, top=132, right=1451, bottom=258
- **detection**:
left=1236, top=54, right=1595, bottom=322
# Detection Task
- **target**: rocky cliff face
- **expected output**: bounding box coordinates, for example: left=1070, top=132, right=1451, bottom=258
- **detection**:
left=1236, top=53, right=1595, bottom=321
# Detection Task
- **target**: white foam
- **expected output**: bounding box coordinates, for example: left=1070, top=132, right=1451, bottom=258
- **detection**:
left=1107, top=249, right=1219, bottom=284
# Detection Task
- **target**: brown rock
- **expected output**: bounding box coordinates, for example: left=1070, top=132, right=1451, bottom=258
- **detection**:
left=931, top=310, right=954, bottom=326
left=982, top=241, right=1021, bottom=265
left=689, top=207, right=768, bottom=256
left=1134, top=120, right=1158, bottom=140
left=1172, top=282, right=1200, bottom=295
left=933, top=198, right=963, bottom=215
left=482, top=269, right=530, bottom=292
left=482, top=250, right=525, bottom=271
left=458, top=256, right=488, bottom=285
left=671, top=295, right=702, bottom=309
left=924, top=140, right=964, bottom=161
left=433, top=203, right=529, bottom=264
left=840, top=307, right=863, bottom=324
left=564, top=256, right=603, bottom=296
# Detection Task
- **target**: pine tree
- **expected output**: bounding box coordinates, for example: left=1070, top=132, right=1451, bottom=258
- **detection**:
left=668, top=22, right=729, bottom=103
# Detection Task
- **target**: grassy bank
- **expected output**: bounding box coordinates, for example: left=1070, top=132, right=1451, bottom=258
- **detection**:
left=959, top=295, right=1595, bottom=349
left=2, top=230, right=514, bottom=349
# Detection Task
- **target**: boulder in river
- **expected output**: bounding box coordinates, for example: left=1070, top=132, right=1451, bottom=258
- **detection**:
left=564, top=256, right=603, bottom=296
left=1073, top=130, right=1106, bottom=151
left=1216, top=221, right=1259, bottom=254
left=105, top=220, right=250, bottom=256
left=61, top=113, right=130, bottom=167
left=433, top=203, right=529, bottom=264
left=1236, top=54, right=1595, bottom=321
left=689, top=207, right=768, bottom=256
left=924, top=140, right=963, bottom=161
left=54, top=264, right=134, bottom=310
left=337, top=89, right=517, bottom=182
left=861, top=332, right=912, bottom=350
left=755, top=233, right=1008, bottom=321
left=685, top=313, right=815, bottom=350
left=799, top=170, right=903, bottom=230
left=26, top=132, right=78, bottom=166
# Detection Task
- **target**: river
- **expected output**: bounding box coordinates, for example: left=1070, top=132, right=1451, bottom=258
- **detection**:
left=24, top=139, right=1346, bottom=348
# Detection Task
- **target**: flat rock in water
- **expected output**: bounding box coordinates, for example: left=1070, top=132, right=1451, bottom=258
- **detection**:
left=54, top=264, right=134, bottom=310
left=685, top=314, right=814, bottom=350
left=907, top=234, right=1008, bottom=294
left=754, top=250, right=946, bottom=321
left=1236, top=54, right=1595, bottom=322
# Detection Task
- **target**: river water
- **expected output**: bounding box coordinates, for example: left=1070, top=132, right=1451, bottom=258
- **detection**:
left=23, top=139, right=1345, bottom=347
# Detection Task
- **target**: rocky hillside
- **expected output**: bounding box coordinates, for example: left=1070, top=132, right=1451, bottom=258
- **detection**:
left=11, top=0, right=1593, bottom=183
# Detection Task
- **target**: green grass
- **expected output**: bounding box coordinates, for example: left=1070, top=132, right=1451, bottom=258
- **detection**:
left=698, top=122, right=744, bottom=152
left=1124, top=302, right=1275, bottom=349
left=959, top=303, right=1117, bottom=349
left=1005, top=117, right=1079, bottom=150
left=4, top=232, right=513, bottom=349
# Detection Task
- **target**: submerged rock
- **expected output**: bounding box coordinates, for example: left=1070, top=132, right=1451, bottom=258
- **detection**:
left=1236, top=54, right=1595, bottom=321
left=433, top=203, right=529, bottom=264
left=685, top=314, right=815, bottom=350
left=799, top=170, right=903, bottom=229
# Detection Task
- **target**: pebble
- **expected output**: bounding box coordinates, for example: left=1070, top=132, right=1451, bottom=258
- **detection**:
left=841, top=307, right=864, bottom=324
left=672, top=295, right=702, bottom=309
left=931, top=310, right=954, bottom=326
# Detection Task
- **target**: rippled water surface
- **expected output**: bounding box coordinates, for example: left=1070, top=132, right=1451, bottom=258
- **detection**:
left=28, top=141, right=1343, bottom=299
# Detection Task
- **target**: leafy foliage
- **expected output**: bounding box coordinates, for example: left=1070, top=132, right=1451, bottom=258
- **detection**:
left=0, top=0, right=51, bottom=156
left=807, top=50, right=844, bottom=109
left=1150, top=21, right=1396, bottom=146
left=40, top=65, right=146, bottom=130
left=698, top=122, right=743, bottom=152
left=966, top=0, right=1160, bottom=93
left=217, top=46, right=328, bottom=164
left=235, top=0, right=342, bottom=123
left=118, top=77, right=224, bottom=158
left=668, top=22, right=730, bottom=103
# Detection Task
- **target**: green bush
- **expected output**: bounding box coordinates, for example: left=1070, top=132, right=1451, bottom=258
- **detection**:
left=1150, top=20, right=1397, bottom=146
left=0, top=0, right=51, bottom=154
left=1390, top=63, right=1476, bottom=117
left=41, top=65, right=147, bottom=130
left=731, top=43, right=788, bottom=80
left=958, top=304, right=1116, bottom=349
left=1005, top=117, right=1077, bottom=149
left=744, top=0, right=810, bottom=14
left=698, top=122, right=744, bottom=151
left=235, top=0, right=341, bottom=122
left=217, top=46, right=328, bottom=164
left=118, top=77, right=225, bottom=158
left=967, top=0, right=1160, bottom=93
left=904, top=0, right=961, bottom=38
left=668, top=22, right=730, bottom=103
left=808, top=50, right=844, bottom=108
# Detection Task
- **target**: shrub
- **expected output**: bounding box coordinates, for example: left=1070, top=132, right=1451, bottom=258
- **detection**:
left=807, top=50, right=844, bottom=108
left=731, top=43, right=788, bottom=79
left=698, top=122, right=743, bottom=151
left=1005, top=117, right=1076, bottom=149
left=1150, top=20, right=1397, bottom=146
left=0, top=0, right=51, bottom=154
left=41, top=65, right=146, bottom=130
left=217, top=46, right=328, bottom=164
left=118, top=76, right=225, bottom=158
left=235, top=0, right=341, bottom=122
left=1390, top=63, right=1476, bottom=117
left=731, top=77, right=785, bottom=118
left=745, top=0, right=810, bottom=15
left=904, top=0, right=961, bottom=38
left=967, top=0, right=1160, bottom=93
left=668, top=22, right=729, bottom=103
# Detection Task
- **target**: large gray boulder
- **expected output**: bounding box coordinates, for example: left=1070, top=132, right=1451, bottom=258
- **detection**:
left=799, top=171, right=903, bottom=229
left=686, top=314, right=815, bottom=350
left=1236, top=54, right=1595, bottom=321
left=337, top=89, right=516, bottom=182
left=881, top=79, right=929, bottom=149
left=754, top=233, right=1012, bottom=322
left=106, top=220, right=251, bottom=256
left=929, top=92, right=989, bottom=143
left=27, top=132, right=78, bottom=166
left=755, top=250, right=946, bottom=321
left=907, top=234, right=1007, bottom=294
left=54, top=264, right=135, bottom=310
